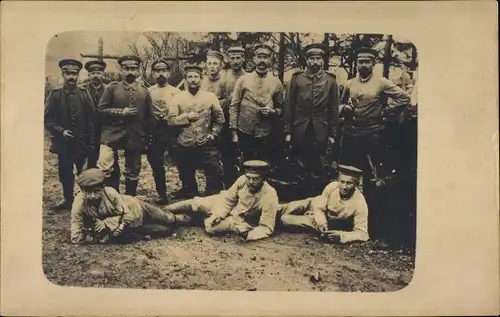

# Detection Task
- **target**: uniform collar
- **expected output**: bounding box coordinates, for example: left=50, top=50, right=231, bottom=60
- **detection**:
left=253, top=70, right=269, bottom=79
left=121, top=80, right=138, bottom=90
left=231, top=68, right=245, bottom=76
left=357, top=73, right=373, bottom=83
left=63, top=84, right=78, bottom=94
left=305, top=68, right=324, bottom=79
left=90, top=82, right=103, bottom=90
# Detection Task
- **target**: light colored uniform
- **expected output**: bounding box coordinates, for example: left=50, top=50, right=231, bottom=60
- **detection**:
left=70, top=187, right=175, bottom=243
left=148, top=84, right=181, bottom=121
left=192, top=175, right=279, bottom=241
left=280, top=181, right=369, bottom=243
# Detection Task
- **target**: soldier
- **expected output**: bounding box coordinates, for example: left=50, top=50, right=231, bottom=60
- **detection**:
left=96, top=55, right=155, bottom=196
left=70, top=169, right=191, bottom=244
left=83, top=60, right=121, bottom=185
left=44, top=59, right=96, bottom=211
left=165, top=160, right=279, bottom=242
left=168, top=65, right=225, bottom=198
left=220, top=46, right=247, bottom=187
left=146, top=58, right=181, bottom=204
left=229, top=44, right=285, bottom=167
left=339, top=47, right=410, bottom=180
left=279, top=165, right=369, bottom=244
left=200, top=50, right=226, bottom=101
left=284, top=43, right=340, bottom=179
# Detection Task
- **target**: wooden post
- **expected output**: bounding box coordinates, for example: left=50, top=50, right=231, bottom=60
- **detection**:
left=323, top=33, right=329, bottom=71
left=383, top=34, right=393, bottom=79
left=278, top=32, right=285, bottom=83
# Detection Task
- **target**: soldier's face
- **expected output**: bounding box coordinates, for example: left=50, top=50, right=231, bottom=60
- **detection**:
left=89, top=70, right=104, bottom=83
left=121, top=65, right=140, bottom=82
left=153, top=68, right=170, bottom=85
left=185, top=72, right=201, bottom=89
left=206, top=57, right=222, bottom=75
left=62, top=70, right=79, bottom=85
left=82, top=185, right=104, bottom=204
left=357, top=58, right=374, bottom=76
left=338, top=174, right=358, bottom=198
left=306, top=55, right=324, bottom=71
left=253, top=53, right=271, bottom=72
left=245, top=173, right=265, bottom=193
left=228, top=53, right=244, bottom=70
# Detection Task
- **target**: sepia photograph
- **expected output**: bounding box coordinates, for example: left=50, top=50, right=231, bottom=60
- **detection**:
left=42, top=31, right=418, bottom=292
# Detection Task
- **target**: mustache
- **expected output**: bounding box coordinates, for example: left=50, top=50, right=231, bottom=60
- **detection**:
left=257, top=62, right=267, bottom=67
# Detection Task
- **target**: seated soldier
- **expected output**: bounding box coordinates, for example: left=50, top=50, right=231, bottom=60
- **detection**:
left=70, top=168, right=191, bottom=244
left=279, top=165, right=369, bottom=244
left=165, top=160, right=279, bottom=242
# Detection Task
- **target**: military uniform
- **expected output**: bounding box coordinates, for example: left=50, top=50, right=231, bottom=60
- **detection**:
left=165, top=161, right=280, bottom=241
left=44, top=59, right=96, bottom=209
left=229, top=44, right=285, bottom=166
left=70, top=169, right=189, bottom=244
left=280, top=165, right=369, bottom=244
left=340, top=48, right=410, bottom=178
left=220, top=46, right=247, bottom=187
left=146, top=59, right=182, bottom=203
left=96, top=55, right=155, bottom=196
left=284, top=43, right=340, bottom=177
left=168, top=65, right=225, bottom=197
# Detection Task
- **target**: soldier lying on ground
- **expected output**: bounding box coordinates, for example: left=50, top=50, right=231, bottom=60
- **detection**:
left=70, top=168, right=190, bottom=244
left=279, top=165, right=369, bottom=244
left=165, top=160, right=279, bottom=242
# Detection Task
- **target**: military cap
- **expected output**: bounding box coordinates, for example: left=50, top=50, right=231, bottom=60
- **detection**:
left=183, top=64, right=203, bottom=75
left=355, top=47, right=378, bottom=60
left=117, top=55, right=142, bottom=67
left=76, top=168, right=105, bottom=189
left=151, top=58, right=170, bottom=71
left=243, top=160, right=270, bottom=175
left=304, top=43, right=327, bottom=57
left=227, top=46, right=246, bottom=55
left=338, top=165, right=363, bottom=178
left=206, top=50, right=224, bottom=63
left=59, top=59, right=83, bottom=72
left=253, top=44, right=274, bottom=56
left=84, top=60, right=106, bottom=72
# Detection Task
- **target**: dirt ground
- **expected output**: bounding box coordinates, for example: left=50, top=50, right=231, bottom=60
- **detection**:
left=42, top=137, right=415, bottom=292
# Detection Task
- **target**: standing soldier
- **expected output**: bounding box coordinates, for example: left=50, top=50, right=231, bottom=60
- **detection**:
left=284, top=43, right=340, bottom=179
left=97, top=55, right=155, bottom=197
left=229, top=43, right=285, bottom=167
left=339, top=47, right=410, bottom=180
left=220, top=46, right=247, bottom=187
left=44, top=59, right=96, bottom=210
left=168, top=65, right=225, bottom=198
left=83, top=60, right=120, bottom=184
left=146, top=58, right=181, bottom=204
left=200, top=50, right=226, bottom=101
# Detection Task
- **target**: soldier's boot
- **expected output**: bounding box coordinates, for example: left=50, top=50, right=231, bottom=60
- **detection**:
left=152, top=168, right=169, bottom=205
left=125, top=179, right=138, bottom=196
left=53, top=179, right=74, bottom=211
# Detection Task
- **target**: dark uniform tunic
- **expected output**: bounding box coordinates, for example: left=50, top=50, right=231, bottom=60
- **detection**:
left=284, top=69, right=340, bottom=176
left=44, top=85, right=96, bottom=202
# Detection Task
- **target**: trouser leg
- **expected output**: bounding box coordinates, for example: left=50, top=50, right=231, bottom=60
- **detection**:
left=220, top=129, right=239, bottom=188
left=176, top=146, right=198, bottom=195
left=57, top=153, right=75, bottom=203
left=237, top=132, right=257, bottom=162
left=146, top=140, right=167, bottom=199
left=204, top=215, right=239, bottom=235
left=279, top=198, right=317, bottom=232
left=124, top=149, right=141, bottom=196
left=201, top=143, right=223, bottom=196
left=97, top=144, right=116, bottom=179
left=109, top=151, right=121, bottom=191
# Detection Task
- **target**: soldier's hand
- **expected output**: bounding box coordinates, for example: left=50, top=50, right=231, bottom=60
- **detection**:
left=94, top=219, right=106, bottom=233
left=318, top=224, right=329, bottom=233
left=122, top=107, right=138, bottom=116
left=207, top=134, right=215, bottom=141
left=187, top=111, right=200, bottom=122
left=208, top=215, right=223, bottom=226
left=341, top=104, right=354, bottom=115
left=62, top=130, right=74, bottom=138
left=234, top=222, right=252, bottom=234
left=113, top=223, right=125, bottom=237
left=232, top=131, right=239, bottom=143
left=259, top=107, right=275, bottom=116
left=285, top=134, right=292, bottom=143
left=324, top=230, right=342, bottom=243
left=327, top=137, right=335, bottom=145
